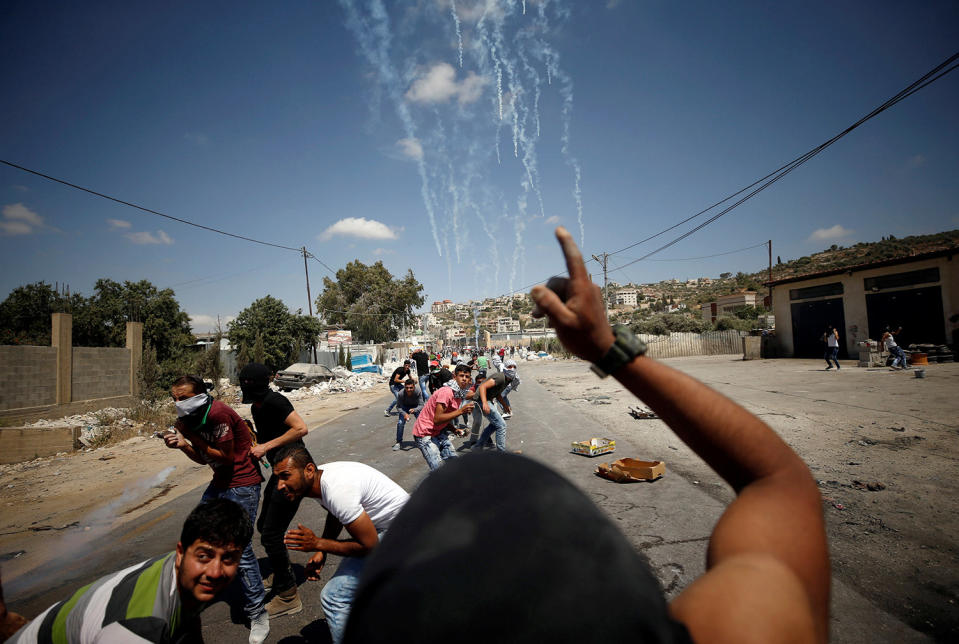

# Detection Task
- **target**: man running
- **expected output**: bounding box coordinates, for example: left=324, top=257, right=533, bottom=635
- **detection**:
left=9, top=499, right=253, bottom=643
left=164, top=374, right=269, bottom=643
left=411, top=364, right=475, bottom=470
left=274, top=446, right=409, bottom=644
left=238, top=362, right=309, bottom=618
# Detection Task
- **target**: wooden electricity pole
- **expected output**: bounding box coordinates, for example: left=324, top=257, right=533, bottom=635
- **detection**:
left=591, top=252, right=610, bottom=320
left=302, top=247, right=317, bottom=364
left=767, top=240, right=773, bottom=310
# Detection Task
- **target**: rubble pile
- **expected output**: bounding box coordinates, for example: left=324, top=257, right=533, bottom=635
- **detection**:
left=25, top=408, right=138, bottom=446
left=284, top=371, right=387, bottom=401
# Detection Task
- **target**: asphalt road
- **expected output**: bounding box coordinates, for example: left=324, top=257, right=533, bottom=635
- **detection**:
left=9, top=362, right=933, bottom=643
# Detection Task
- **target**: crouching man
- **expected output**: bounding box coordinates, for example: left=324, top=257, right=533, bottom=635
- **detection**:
left=8, top=498, right=251, bottom=643
left=273, top=446, right=409, bottom=644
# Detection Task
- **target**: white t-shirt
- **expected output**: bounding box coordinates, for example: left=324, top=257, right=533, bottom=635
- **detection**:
left=884, top=335, right=898, bottom=350
left=317, top=461, right=409, bottom=532
left=827, top=333, right=839, bottom=348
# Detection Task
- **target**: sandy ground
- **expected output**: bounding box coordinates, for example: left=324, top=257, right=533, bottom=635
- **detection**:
left=523, top=356, right=959, bottom=640
left=0, top=388, right=384, bottom=587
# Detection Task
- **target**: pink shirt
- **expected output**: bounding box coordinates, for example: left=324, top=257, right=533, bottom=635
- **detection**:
left=412, top=386, right=462, bottom=438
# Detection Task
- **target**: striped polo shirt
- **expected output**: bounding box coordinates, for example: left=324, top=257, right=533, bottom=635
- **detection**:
left=10, top=551, right=193, bottom=643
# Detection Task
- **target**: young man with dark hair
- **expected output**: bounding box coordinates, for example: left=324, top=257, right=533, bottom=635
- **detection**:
left=410, top=364, right=475, bottom=470
left=464, top=369, right=511, bottom=451
left=165, top=375, right=269, bottom=643
left=238, top=362, right=309, bottom=618
left=9, top=499, right=252, bottom=643
left=383, top=360, right=411, bottom=416
left=271, top=445, right=409, bottom=644
left=391, top=378, right=425, bottom=451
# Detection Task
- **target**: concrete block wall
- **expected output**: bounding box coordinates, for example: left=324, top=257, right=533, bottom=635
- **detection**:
left=72, top=347, right=131, bottom=400
left=0, top=426, right=80, bottom=464
left=0, top=346, right=58, bottom=411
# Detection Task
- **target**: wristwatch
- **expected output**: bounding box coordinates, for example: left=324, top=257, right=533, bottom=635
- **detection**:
left=590, top=324, right=647, bottom=378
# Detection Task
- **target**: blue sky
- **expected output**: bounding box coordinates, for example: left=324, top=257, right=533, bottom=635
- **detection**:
left=2, top=0, right=957, bottom=332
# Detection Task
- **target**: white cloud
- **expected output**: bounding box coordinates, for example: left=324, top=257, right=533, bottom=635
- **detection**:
left=396, top=137, right=423, bottom=161
left=107, top=218, right=131, bottom=230
left=126, top=230, right=174, bottom=245
left=405, top=63, right=487, bottom=105
left=0, top=203, right=44, bottom=235
left=319, top=217, right=399, bottom=241
left=189, top=313, right=234, bottom=332
left=808, top=224, right=853, bottom=242
left=372, top=247, right=396, bottom=256
left=544, top=215, right=561, bottom=225
left=906, top=154, right=925, bottom=169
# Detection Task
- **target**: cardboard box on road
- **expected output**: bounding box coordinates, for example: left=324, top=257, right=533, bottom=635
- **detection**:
left=571, top=437, right=616, bottom=457
left=596, top=458, right=665, bottom=483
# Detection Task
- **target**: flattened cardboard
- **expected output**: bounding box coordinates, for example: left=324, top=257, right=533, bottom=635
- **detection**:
left=571, top=437, right=616, bottom=457
left=596, top=458, right=665, bottom=483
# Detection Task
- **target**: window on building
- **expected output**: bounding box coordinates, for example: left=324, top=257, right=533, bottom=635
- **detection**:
left=864, top=267, right=940, bottom=292
left=789, top=282, right=843, bottom=301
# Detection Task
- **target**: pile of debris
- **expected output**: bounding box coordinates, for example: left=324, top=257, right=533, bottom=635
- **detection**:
left=284, top=370, right=387, bottom=401
left=24, top=408, right=137, bottom=446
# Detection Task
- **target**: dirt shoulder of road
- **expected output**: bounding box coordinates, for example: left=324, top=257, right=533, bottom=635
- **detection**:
left=0, top=388, right=384, bottom=585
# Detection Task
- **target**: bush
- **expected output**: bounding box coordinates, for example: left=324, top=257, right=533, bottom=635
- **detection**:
left=631, top=313, right=711, bottom=336
left=714, top=316, right=753, bottom=332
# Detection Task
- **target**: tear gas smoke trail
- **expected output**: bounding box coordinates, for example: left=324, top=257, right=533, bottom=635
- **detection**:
left=450, top=0, right=463, bottom=68
left=523, top=0, right=527, bottom=15
left=473, top=306, right=480, bottom=347
left=339, top=0, right=443, bottom=255
left=5, top=466, right=177, bottom=600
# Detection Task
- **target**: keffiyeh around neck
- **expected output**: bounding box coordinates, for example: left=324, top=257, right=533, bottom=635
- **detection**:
left=445, top=380, right=469, bottom=400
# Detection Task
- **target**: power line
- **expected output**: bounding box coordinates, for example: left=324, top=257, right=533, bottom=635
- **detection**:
left=619, top=241, right=769, bottom=264
left=608, top=51, right=959, bottom=268
left=0, top=159, right=303, bottom=252
left=606, top=51, right=959, bottom=260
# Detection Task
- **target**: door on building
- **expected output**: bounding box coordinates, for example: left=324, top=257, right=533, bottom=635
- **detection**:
left=791, top=297, right=847, bottom=359
left=866, top=286, right=945, bottom=347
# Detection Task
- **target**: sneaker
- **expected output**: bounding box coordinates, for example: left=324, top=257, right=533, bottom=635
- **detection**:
left=825, top=366, right=833, bottom=371
left=392, top=442, right=401, bottom=451
left=265, top=587, right=303, bottom=618
left=502, top=412, right=512, bottom=419
left=463, top=439, right=477, bottom=448
left=384, top=409, right=391, bottom=417
left=249, top=611, right=270, bottom=644
left=262, top=573, right=273, bottom=591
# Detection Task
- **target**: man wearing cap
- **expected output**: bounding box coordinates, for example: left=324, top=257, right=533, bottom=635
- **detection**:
left=165, top=374, right=269, bottom=643
left=238, top=363, right=309, bottom=619
left=384, top=360, right=412, bottom=417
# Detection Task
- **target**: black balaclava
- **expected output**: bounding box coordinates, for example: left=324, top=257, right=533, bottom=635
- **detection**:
left=239, top=362, right=271, bottom=404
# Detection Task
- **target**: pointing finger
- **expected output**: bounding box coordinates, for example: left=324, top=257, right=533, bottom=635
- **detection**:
left=555, top=227, right=588, bottom=282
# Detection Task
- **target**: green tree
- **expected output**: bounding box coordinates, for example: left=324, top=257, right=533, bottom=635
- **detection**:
left=228, top=296, right=322, bottom=372
left=0, top=282, right=68, bottom=345
left=316, top=261, right=424, bottom=343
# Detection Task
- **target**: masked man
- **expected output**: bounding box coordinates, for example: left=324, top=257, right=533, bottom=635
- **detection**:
left=165, top=374, right=269, bottom=644
left=237, top=363, right=309, bottom=618
left=8, top=499, right=254, bottom=643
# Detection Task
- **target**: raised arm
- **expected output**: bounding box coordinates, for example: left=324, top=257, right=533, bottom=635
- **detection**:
left=531, top=227, right=829, bottom=643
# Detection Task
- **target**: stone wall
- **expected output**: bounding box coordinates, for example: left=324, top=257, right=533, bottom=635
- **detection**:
left=0, top=346, right=58, bottom=411
left=72, top=347, right=131, bottom=401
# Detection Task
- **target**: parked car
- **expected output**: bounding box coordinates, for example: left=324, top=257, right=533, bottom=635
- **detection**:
left=274, top=363, right=336, bottom=391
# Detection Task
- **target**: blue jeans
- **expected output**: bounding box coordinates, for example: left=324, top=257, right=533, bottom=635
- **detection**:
left=890, top=345, right=908, bottom=368
left=385, top=384, right=403, bottom=412
left=201, top=483, right=266, bottom=619
left=414, top=431, right=458, bottom=470
left=395, top=406, right=419, bottom=443
left=472, top=405, right=507, bottom=452
left=824, top=346, right=839, bottom=369
left=418, top=375, right=430, bottom=398
left=320, top=533, right=385, bottom=644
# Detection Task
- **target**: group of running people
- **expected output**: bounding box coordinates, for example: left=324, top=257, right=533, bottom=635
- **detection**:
left=384, top=347, right=521, bottom=470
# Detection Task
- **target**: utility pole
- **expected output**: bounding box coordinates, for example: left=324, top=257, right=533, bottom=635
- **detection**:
left=591, top=252, right=610, bottom=321
left=767, top=240, right=773, bottom=311
left=302, top=247, right=317, bottom=364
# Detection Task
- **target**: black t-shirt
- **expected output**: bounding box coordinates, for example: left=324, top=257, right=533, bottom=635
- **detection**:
left=428, top=368, right=453, bottom=393
left=412, top=352, right=429, bottom=376
left=251, top=391, right=300, bottom=465
left=479, top=371, right=508, bottom=400
left=390, top=367, right=410, bottom=387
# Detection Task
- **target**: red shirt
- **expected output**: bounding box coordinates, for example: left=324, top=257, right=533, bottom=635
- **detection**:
left=177, top=400, right=263, bottom=490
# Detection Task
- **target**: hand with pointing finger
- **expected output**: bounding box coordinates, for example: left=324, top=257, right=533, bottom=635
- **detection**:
left=530, top=227, right=615, bottom=364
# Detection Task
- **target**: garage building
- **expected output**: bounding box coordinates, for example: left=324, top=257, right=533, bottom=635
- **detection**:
left=767, top=248, right=958, bottom=359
